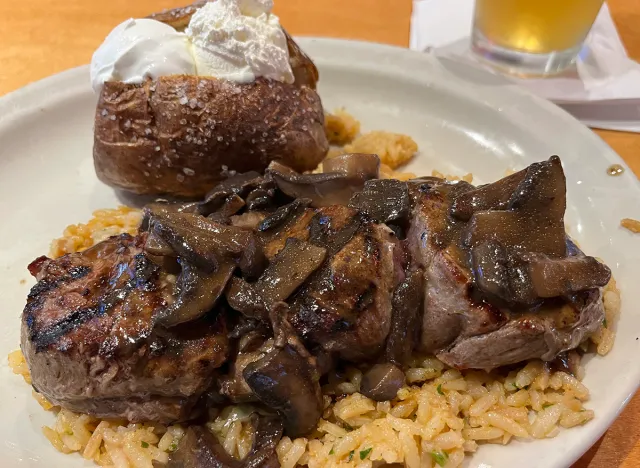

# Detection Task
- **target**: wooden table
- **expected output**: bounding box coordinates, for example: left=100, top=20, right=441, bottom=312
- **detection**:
left=0, top=0, right=637, bottom=466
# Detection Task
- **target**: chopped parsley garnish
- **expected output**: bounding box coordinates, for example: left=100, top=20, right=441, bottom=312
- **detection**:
left=437, top=384, right=444, bottom=395
left=603, top=318, right=608, bottom=328
left=329, top=448, right=334, bottom=455
left=168, top=442, right=178, bottom=452
left=542, top=403, right=553, bottom=409
left=343, top=423, right=354, bottom=432
left=360, top=447, right=372, bottom=460
left=430, top=450, right=449, bottom=467
left=141, top=441, right=149, bottom=448
left=348, top=450, right=354, bottom=461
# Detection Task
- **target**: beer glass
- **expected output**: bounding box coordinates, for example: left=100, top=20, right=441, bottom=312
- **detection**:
left=472, top=0, right=605, bottom=76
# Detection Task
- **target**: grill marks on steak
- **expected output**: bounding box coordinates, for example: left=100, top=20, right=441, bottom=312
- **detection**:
left=24, top=234, right=167, bottom=356
left=268, top=205, right=405, bottom=361
left=21, top=234, right=229, bottom=423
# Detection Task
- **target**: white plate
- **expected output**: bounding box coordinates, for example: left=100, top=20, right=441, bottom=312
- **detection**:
left=0, top=38, right=639, bottom=468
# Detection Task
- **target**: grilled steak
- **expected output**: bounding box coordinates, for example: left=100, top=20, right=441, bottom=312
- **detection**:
left=21, top=234, right=229, bottom=423
left=18, top=154, right=613, bottom=437
left=407, top=159, right=610, bottom=369
left=260, top=204, right=405, bottom=361
left=437, top=289, right=604, bottom=369
left=407, top=180, right=509, bottom=354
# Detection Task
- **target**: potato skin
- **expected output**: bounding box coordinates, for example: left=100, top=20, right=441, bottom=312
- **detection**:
left=94, top=76, right=328, bottom=197
left=147, top=1, right=207, bottom=31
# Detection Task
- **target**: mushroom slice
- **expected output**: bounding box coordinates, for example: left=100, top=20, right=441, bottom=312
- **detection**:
left=206, top=194, right=246, bottom=223
left=198, top=171, right=265, bottom=215
left=143, top=230, right=180, bottom=273
left=255, top=238, right=327, bottom=307
left=470, top=240, right=513, bottom=303
left=246, top=188, right=275, bottom=211
left=349, top=179, right=410, bottom=224
left=258, top=198, right=311, bottom=232
left=360, top=363, right=405, bottom=402
left=143, top=204, right=257, bottom=327
left=322, top=153, right=380, bottom=179
left=244, top=344, right=323, bottom=438
left=146, top=204, right=255, bottom=271
left=525, top=253, right=611, bottom=298
left=385, top=269, right=424, bottom=365
left=463, top=156, right=567, bottom=258
left=167, top=415, right=283, bottom=468
left=239, top=236, right=268, bottom=281
left=219, top=336, right=275, bottom=403
left=308, top=210, right=362, bottom=253
left=450, top=168, right=527, bottom=221
left=226, top=277, right=267, bottom=320
left=226, top=240, right=326, bottom=319
left=266, top=155, right=379, bottom=208
left=155, top=261, right=235, bottom=328
left=471, top=240, right=611, bottom=306
left=144, top=230, right=173, bottom=257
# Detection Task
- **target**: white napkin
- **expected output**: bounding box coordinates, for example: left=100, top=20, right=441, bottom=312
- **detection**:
left=410, top=0, right=640, bottom=132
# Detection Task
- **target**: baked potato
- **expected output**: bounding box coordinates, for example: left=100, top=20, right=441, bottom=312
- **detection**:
left=147, top=1, right=208, bottom=31
left=94, top=2, right=328, bottom=198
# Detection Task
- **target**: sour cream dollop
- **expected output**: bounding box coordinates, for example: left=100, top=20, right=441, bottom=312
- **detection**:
left=90, top=18, right=195, bottom=93
left=90, top=0, right=295, bottom=92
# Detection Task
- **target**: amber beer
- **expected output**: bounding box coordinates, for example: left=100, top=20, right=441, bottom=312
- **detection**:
left=472, top=0, right=604, bottom=74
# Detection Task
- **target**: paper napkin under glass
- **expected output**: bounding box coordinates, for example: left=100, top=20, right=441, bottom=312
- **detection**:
left=410, top=0, right=640, bottom=132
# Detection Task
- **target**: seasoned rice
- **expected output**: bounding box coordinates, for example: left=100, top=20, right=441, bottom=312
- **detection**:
left=620, top=218, right=640, bottom=234
left=325, top=109, right=361, bottom=146
left=49, top=206, right=142, bottom=258
left=589, top=278, right=621, bottom=356
left=430, top=170, right=473, bottom=184
left=325, top=110, right=478, bottom=182
left=10, top=342, right=601, bottom=468
left=9, top=142, right=622, bottom=467
left=271, top=356, right=599, bottom=467
left=344, top=131, right=417, bottom=169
